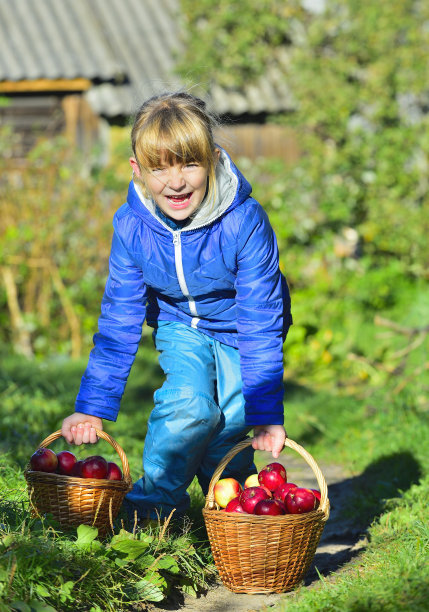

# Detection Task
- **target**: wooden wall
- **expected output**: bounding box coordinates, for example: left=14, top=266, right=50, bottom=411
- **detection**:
left=0, top=94, right=65, bottom=157
left=0, top=93, right=100, bottom=159
left=215, top=123, right=300, bottom=164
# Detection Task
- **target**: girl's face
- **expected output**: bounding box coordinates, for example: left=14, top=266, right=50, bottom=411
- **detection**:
left=130, top=156, right=211, bottom=221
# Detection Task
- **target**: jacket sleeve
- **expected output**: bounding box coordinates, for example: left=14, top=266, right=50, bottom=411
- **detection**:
left=235, top=202, right=291, bottom=427
left=74, top=229, right=147, bottom=421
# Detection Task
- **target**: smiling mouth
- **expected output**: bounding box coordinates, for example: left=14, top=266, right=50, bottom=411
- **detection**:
left=166, top=192, right=193, bottom=207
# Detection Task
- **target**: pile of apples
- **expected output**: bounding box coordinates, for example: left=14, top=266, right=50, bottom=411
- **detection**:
left=214, top=462, right=321, bottom=515
left=29, top=448, right=123, bottom=481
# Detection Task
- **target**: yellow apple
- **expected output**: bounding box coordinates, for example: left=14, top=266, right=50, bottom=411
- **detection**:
left=244, top=473, right=259, bottom=488
left=214, top=478, right=242, bottom=508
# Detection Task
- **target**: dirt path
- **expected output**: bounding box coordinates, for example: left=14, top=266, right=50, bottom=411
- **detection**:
left=153, top=452, right=365, bottom=612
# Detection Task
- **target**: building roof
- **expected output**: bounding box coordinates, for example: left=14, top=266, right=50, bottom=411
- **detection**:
left=0, top=0, right=293, bottom=117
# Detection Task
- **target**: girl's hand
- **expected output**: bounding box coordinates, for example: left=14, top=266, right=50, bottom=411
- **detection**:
left=252, top=424, right=287, bottom=459
left=61, top=412, right=103, bottom=445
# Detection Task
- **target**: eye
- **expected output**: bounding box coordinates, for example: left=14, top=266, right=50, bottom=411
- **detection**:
left=184, top=162, right=199, bottom=169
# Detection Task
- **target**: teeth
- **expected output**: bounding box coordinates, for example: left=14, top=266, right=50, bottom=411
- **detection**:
left=168, top=193, right=191, bottom=201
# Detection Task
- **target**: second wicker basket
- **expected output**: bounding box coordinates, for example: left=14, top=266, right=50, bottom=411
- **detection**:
left=203, top=437, right=330, bottom=593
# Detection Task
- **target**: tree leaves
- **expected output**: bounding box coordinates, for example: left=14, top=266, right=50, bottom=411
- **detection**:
left=177, top=0, right=306, bottom=88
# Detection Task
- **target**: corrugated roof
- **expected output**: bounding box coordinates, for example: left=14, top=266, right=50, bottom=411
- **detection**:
left=0, top=0, right=123, bottom=80
left=0, top=0, right=293, bottom=117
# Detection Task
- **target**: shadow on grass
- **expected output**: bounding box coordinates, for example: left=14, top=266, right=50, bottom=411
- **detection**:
left=307, top=450, right=422, bottom=580
left=332, top=450, right=422, bottom=532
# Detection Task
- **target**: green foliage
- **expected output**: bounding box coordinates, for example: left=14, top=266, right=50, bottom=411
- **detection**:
left=177, top=0, right=304, bottom=88
left=1, top=2, right=429, bottom=608
left=231, top=0, right=429, bottom=396
left=276, top=0, right=429, bottom=265
left=0, top=503, right=214, bottom=611
left=0, top=128, right=129, bottom=357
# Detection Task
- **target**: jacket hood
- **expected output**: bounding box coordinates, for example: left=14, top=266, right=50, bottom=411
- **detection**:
left=126, top=148, right=252, bottom=232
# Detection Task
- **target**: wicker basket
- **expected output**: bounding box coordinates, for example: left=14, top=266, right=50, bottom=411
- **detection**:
left=24, top=429, right=133, bottom=536
left=202, top=437, right=330, bottom=593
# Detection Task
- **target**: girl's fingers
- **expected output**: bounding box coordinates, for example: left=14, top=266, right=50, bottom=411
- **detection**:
left=81, top=423, right=93, bottom=444
left=253, top=431, right=270, bottom=452
left=73, top=424, right=85, bottom=445
left=252, top=426, right=287, bottom=458
left=88, top=426, right=98, bottom=444
left=68, top=422, right=100, bottom=445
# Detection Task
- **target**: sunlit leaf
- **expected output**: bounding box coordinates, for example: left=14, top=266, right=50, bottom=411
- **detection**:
left=110, top=538, right=150, bottom=559
left=75, top=524, right=98, bottom=548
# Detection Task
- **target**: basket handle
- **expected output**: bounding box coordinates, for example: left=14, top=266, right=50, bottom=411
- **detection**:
left=34, top=429, right=131, bottom=481
left=205, top=437, right=329, bottom=517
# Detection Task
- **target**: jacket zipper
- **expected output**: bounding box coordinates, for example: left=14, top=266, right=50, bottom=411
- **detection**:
left=173, top=231, right=200, bottom=328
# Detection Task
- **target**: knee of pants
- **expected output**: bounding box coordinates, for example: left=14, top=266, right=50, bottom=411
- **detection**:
left=144, top=386, right=221, bottom=465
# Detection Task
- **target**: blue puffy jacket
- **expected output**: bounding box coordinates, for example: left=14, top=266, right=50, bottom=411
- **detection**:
left=75, top=149, right=292, bottom=426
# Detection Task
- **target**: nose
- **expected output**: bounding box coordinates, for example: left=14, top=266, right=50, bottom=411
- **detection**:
left=167, top=167, right=186, bottom=190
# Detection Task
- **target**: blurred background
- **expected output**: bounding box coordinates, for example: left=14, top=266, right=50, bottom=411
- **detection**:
left=1, top=0, right=428, bottom=399
left=0, top=1, right=428, bottom=609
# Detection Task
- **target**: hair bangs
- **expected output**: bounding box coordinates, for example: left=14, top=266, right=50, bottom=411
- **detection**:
left=135, top=113, right=212, bottom=170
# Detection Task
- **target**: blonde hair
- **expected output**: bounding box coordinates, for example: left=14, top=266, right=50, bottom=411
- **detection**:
left=131, top=92, right=219, bottom=208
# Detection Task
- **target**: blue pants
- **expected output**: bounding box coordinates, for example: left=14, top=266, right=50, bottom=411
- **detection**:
left=125, top=321, right=255, bottom=519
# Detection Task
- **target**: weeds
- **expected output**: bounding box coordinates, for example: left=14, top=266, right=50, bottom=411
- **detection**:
left=0, top=496, right=216, bottom=611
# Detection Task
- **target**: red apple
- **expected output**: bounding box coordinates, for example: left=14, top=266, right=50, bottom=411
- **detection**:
left=274, top=482, right=298, bottom=502
left=276, top=498, right=287, bottom=512
left=30, top=448, right=58, bottom=473
left=258, top=462, right=287, bottom=492
left=81, top=455, right=108, bottom=479
left=311, top=488, right=321, bottom=508
left=254, top=498, right=286, bottom=516
left=263, top=462, right=287, bottom=479
left=244, top=473, right=259, bottom=488
left=285, top=487, right=318, bottom=514
left=239, top=486, right=270, bottom=514
left=71, top=460, right=83, bottom=477
left=214, top=478, right=242, bottom=508
left=224, top=496, right=247, bottom=513
left=56, top=450, right=77, bottom=475
left=106, top=461, right=123, bottom=481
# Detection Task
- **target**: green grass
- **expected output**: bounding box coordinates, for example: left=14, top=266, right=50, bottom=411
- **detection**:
left=273, top=477, right=429, bottom=612
left=1, top=351, right=428, bottom=610
left=284, top=384, right=428, bottom=528
left=268, top=384, right=429, bottom=611
left=0, top=350, right=215, bottom=611
left=0, top=501, right=216, bottom=612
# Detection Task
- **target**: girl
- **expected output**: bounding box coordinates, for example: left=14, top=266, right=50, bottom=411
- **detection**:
left=61, top=92, right=292, bottom=520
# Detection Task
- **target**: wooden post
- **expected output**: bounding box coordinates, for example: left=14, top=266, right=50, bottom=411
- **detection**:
left=0, top=266, right=33, bottom=358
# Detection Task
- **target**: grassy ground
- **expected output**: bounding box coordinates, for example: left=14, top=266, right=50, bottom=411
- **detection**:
left=1, top=349, right=428, bottom=610
left=271, top=384, right=429, bottom=611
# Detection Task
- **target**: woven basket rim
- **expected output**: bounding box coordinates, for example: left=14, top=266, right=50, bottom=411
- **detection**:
left=24, top=469, right=132, bottom=491
left=24, top=428, right=132, bottom=488
left=202, top=506, right=326, bottom=523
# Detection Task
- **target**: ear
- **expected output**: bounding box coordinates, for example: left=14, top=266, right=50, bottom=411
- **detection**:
left=214, top=148, right=221, bottom=165
left=129, top=157, right=141, bottom=178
